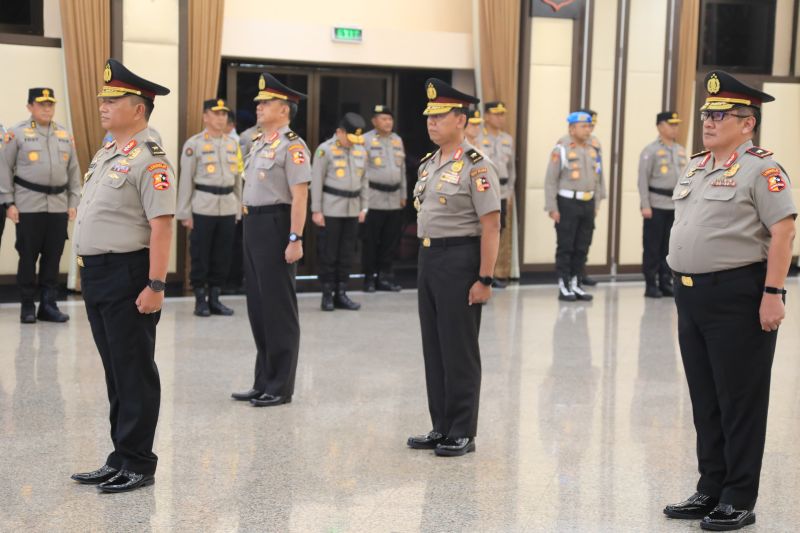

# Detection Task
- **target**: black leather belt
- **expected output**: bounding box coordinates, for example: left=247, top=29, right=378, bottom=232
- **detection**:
left=243, top=204, right=291, bottom=215
left=649, top=186, right=673, bottom=197
left=420, top=236, right=480, bottom=248
left=369, top=181, right=401, bottom=192
left=500, top=178, right=509, bottom=185
left=196, top=184, right=234, bottom=195
left=77, top=249, right=148, bottom=268
left=14, top=176, right=67, bottom=195
left=672, top=262, right=766, bottom=287
left=323, top=185, right=360, bottom=198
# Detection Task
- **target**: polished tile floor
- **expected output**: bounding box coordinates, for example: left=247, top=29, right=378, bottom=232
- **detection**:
left=1, top=280, right=799, bottom=532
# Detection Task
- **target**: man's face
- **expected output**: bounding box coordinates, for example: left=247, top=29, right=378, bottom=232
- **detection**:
left=203, top=109, right=228, bottom=133
left=701, top=109, right=755, bottom=151
left=335, top=128, right=353, bottom=147
left=485, top=112, right=505, bottom=129
left=27, top=101, right=55, bottom=125
left=256, top=100, right=285, bottom=126
left=426, top=111, right=465, bottom=146
left=372, top=114, right=394, bottom=134
left=465, top=122, right=481, bottom=140
left=98, top=96, right=141, bottom=131
left=569, top=122, right=593, bottom=143
left=657, top=121, right=679, bottom=142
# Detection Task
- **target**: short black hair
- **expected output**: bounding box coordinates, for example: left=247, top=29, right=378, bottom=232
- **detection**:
left=286, top=101, right=298, bottom=121
left=131, top=95, right=154, bottom=120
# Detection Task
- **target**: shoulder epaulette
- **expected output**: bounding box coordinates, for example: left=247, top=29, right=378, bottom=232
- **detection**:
left=746, top=146, right=773, bottom=158
left=690, top=150, right=710, bottom=159
left=466, top=149, right=483, bottom=164
left=419, top=152, right=434, bottom=164
left=145, top=141, right=166, bottom=156
left=285, top=130, right=298, bottom=141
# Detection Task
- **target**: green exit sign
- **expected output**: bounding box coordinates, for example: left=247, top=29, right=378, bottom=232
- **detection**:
left=332, top=26, right=363, bottom=43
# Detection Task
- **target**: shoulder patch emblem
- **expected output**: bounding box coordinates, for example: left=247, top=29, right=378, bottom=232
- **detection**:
left=185, top=147, right=194, bottom=157
left=466, top=149, right=483, bottom=164
left=747, top=146, right=773, bottom=158
left=285, top=130, right=298, bottom=140
left=690, top=150, right=710, bottom=159
left=146, top=141, right=166, bottom=156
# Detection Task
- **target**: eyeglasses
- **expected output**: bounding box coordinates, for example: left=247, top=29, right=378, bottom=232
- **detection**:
left=700, top=110, right=752, bottom=122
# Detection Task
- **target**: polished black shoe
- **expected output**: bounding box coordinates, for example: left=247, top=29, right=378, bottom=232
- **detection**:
left=406, top=431, right=445, bottom=450
left=491, top=278, right=508, bottom=289
left=71, top=464, right=119, bottom=485
left=700, top=504, right=756, bottom=531
left=581, top=275, right=598, bottom=286
left=664, top=492, right=719, bottom=519
left=97, top=470, right=154, bottom=493
left=334, top=282, right=361, bottom=310
left=376, top=278, right=402, bottom=292
left=435, top=437, right=476, bottom=457
left=231, top=388, right=263, bottom=401
left=321, top=283, right=335, bottom=311
left=37, top=289, right=69, bottom=322
left=194, top=287, right=211, bottom=317
left=20, top=301, right=37, bottom=324
left=659, top=284, right=675, bottom=297
left=209, top=287, right=234, bottom=316
left=363, top=277, right=376, bottom=293
left=250, top=393, right=292, bottom=407
left=645, top=285, right=663, bottom=298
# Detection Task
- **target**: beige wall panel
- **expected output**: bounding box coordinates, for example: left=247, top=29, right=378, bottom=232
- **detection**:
left=123, top=0, right=180, bottom=46
left=796, top=7, right=800, bottom=75
left=626, top=0, right=667, bottom=72
left=762, top=83, right=800, bottom=254
left=222, top=0, right=472, bottom=69
left=43, top=0, right=63, bottom=39
left=773, top=0, right=794, bottom=76
left=0, top=44, right=71, bottom=275
left=524, top=192, right=557, bottom=264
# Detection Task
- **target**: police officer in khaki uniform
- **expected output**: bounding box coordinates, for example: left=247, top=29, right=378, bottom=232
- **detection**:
left=70, top=59, right=175, bottom=493
left=406, top=79, right=501, bottom=457
left=178, top=98, right=242, bottom=317
left=311, top=112, right=368, bottom=311
left=637, top=111, right=687, bottom=298
left=663, top=71, right=797, bottom=531
left=362, top=105, right=406, bottom=293
left=576, top=108, right=603, bottom=287
left=545, top=111, right=606, bottom=302
left=4, top=88, right=81, bottom=323
left=230, top=73, right=311, bottom=408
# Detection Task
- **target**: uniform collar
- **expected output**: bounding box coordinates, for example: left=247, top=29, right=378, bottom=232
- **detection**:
left=434, top=139, right=468, bottom=169
left=114, top=127, right=151, bottom=156
left=710, top=140, right=752, bottom=170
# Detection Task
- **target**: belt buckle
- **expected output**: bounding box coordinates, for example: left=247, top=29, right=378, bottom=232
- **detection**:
left=77, top=256, right=84, bottom=268
left=422, top=237, right=431, bottom=248
left=681, top=275, right=693, bottom=287
left=242, top=205, right=249, bottom=215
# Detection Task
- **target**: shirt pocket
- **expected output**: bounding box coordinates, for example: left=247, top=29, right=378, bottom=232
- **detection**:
left=697, top=186, right=737, bottom=228
left=19, top=145, right=44, bottom=166
left=253, top=156, right=276, bottom=180
left=99, top=174, right=126, bottom=208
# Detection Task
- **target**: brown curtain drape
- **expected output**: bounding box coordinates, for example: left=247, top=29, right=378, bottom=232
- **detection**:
left=185, top=0, right=225, bottom=139
left=478, top=0, right=522, bottom=278
left=676, top=0, right=700, bottom=148
left=59, top=0, right=110, bottom=172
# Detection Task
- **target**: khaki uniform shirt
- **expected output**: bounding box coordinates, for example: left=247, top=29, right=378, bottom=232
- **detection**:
left=177, top=130, right=242, bottom=219
left=637, top=138, right=688, bottom=210
left=243, top=125, right=312, bottom=206
left=667, top=140, right=797, bottom=274
left=0, top=124, right=11, bottom=204
left=477, top=127, right=516, bottom=199
left=544, top=134, right=606, bottom=213
left=73, top=128, right=176, bottom=256
left=5, top=119, right=81, bottom=213
left=311, top=136, right=368, bottom=217
left=414, top=141, right=501, bottom=239
left=363, top=129, right=406, bottom=211
left=239, top=125, right=262, bottom=165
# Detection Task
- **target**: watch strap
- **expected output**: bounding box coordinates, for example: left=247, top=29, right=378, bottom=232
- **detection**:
left=764, top=286, right=786, bottom=295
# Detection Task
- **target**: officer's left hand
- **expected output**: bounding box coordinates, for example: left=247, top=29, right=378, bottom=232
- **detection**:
left=285, top=241, right=303, bottom=264
left=400, top=198, right=407, bottom=208
left=358, top=211, right=367, bottom=223
left=136, top=287, right=164, bottom=314
left=68, top=208, right=77, bottom=221
left=759, top=293, right=785, bottom=331
left=468, top=281, right=492, bottom=306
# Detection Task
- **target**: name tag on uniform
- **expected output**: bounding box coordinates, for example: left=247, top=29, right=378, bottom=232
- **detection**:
left=439, top=172, right=460, bottom=184
left=111, top=164, right=130, bottom=174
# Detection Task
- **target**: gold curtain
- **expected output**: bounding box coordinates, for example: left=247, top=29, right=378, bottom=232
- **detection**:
left=478, top=0, right=522, bottom=278
left=185, top=0, right=226, bottom=138
left=676, top=0, right=700, bottom=148
left=59, top=0, right=110, bottom=172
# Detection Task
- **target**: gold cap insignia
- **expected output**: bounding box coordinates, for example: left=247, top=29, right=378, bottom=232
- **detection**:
left=355, top=128, right=362, bottom=135
left=258, top=75, right=266, bottom=91
left=707, top=74, right=721, bottom=95
left=104, top=63, right=112, bottom=83
left=426, top=83, right=437, bottom=100
left=375, top=105, right=383, bottom=112
left=217, top=99, right=225, bottom=108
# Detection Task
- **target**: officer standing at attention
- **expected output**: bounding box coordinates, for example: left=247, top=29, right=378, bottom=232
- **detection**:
left=361, top=104, right=405, bottom=293
left=230, top=73, right=310, bottom=408
left=406, top=78, right=501, bottom=457
left=70, top=59, right=175, bottom=493
left=4, top=88, right=81, bottom=323
left=177, top=98, right=241, bottom=317
left=545, top=111, right=605, bottom=302
left=637, top=111, right=687, bottom=298
left=576, top=108, right=603, bottom=287
left=479, top=101, right=515, bottom=287
left=663, top=71, right=796, bottom=531
left=311, top=112, right=367, bottom=311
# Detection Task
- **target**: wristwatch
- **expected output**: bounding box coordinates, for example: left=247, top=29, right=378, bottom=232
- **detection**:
left=148, top=279, right=166, bottom=292
left=764, top=286, right=786, bottom=295
left=478, top=276, right=494, bottom=287
left=289, top=232, right=303, bottom=243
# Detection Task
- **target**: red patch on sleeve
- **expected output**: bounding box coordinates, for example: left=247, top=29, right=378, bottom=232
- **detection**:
left=475, top=176, right=490, bottom=192
left=292, top=151, right=306, bottom=165
left=152, top=172, right=170, bottom=190
left=767, top=175, right=786, bottom=192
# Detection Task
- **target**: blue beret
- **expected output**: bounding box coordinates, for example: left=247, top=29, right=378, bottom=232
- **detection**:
left=567, top=111, right=592, bottom=125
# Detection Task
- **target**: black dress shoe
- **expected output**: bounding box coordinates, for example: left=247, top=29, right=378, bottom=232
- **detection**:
left=581, top=275, right=598, bottom=286
left=701, top=504, right=756, bottom=531
left=645, top=285, right=663, bottom=298
left=71, top=464, right=119, bottom=485
left=364, top=278, right=376, bottom=293
left=97, top=470, right=154, bottom=493
left=376, top=278, right=402, bottom=292
left=231, top=388, right=263, bottom=401
left=659, top=284, right=675, bottom=297
left=435, top=437, right=475, bottom=457
left=664, top=492, right=719, bottom=519
left=20, top=301, right=36, bottom=324
left=250, top=393, right=292, bottom=407
left=406, top=431, right=445, bottom=450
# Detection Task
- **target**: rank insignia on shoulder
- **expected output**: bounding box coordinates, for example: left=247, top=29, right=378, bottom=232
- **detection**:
left=285, top=130, right=298, bottom=140
left=419, top=152, right=434, bottom=164
left=252, top=132, right=263, bottom=141
left=146, top=141, right=166, bottom=156
left=466, top=149, right=483, bottom=164
left=747, top=146, right=773, bottom=158
left=690, top=149, right=710, bottom=159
